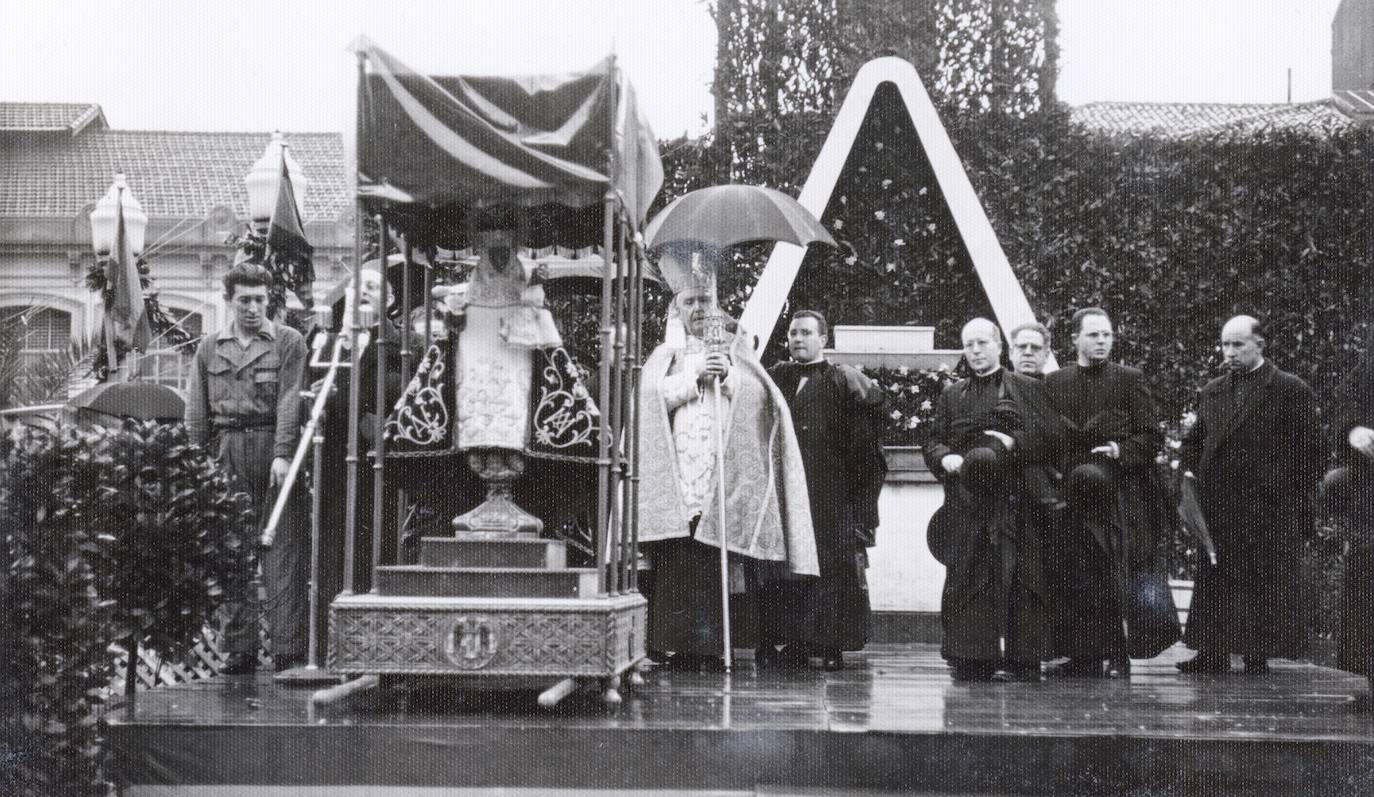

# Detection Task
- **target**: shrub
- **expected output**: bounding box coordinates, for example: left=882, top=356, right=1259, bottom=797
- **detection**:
left=0, top=422, right=257, bottom=793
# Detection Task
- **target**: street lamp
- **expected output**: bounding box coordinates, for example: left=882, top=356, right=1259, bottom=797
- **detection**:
left=89, top=172, right=148, bottom=256
left=244, top=131, right=308, bottom=231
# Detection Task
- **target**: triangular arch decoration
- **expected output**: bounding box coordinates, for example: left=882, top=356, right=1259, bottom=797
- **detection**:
left=739, top=56, right=1054, bottom=369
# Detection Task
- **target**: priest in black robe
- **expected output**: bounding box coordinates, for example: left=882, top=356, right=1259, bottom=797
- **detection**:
left=761, top=310, right=888, bottom=671
left=1043, top=308, right=1174, bottom=679
left=1177, top=315, right=1323, bottom=675
left=924, top=318, right=1053, bottom=682
left=1330, top=328, right=1374, bottom=703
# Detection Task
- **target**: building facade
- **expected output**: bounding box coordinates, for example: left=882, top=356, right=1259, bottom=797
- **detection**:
left=0, top=102, right=351, bottom=396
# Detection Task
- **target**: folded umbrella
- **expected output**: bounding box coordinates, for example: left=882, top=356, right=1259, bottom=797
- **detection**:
left=1178, top=473, right=1218, bottom=566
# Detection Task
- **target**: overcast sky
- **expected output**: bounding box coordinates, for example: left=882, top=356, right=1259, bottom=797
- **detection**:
left=0, top=0, right=1348, bottom=144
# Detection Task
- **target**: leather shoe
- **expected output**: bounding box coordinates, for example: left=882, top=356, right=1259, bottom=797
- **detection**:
left=1105, top=657, right=1131, bottom=679
left=1242, top=655, right=1270, bottom=675
left=220, top=652, right=257, bottom=676
left=273, top=653, right=305, bottom=673
left=1176, top=653, right=1230, bottom=674
left=754, top=644, right=781, bottom=669
left=777, top=643, right=812, bottom=669
left=1047, top=657, right=1101, bottom=678
left=951, top=659, right=995, bottom=682
left=995, top=661, right=1043, bottom=683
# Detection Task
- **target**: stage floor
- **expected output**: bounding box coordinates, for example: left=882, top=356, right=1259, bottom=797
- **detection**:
left=106, top=643, right=1374, bottom=796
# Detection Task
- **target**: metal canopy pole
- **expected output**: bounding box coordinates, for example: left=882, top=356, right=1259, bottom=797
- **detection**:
left=625, top=232, right=645, bottom=592
left=371, top=214, right=390, bottom=591
left=396, top=236, right=413, bottom=563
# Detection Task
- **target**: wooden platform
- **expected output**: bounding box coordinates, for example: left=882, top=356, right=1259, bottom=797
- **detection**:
left=105, top=644, right=1374, bottom=796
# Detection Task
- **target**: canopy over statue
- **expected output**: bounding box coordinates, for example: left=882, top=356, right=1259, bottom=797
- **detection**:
left=349, top=36, right=663, bottom=249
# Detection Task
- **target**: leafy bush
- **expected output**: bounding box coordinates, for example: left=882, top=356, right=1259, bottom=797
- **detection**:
left=0, top=426, right=118, bottom=795
left=88, top=421, right=258, bottom=680
left=0, top=422, right=257, bottom=794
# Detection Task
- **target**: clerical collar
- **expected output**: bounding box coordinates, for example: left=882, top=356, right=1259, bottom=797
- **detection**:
left=1078, top=360, right=1108, bottom=373
left=970, top=366, right=1002, bottom=384
left=1232, top=359, right=1267, bottom=381
left=794, top=357, right=827, bottom=373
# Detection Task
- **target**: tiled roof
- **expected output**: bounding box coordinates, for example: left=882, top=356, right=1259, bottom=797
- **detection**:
left=1069, top=101, right=1356, bottom=139
left=0, top=102, right=106, bottom=133
left=0, top=128, right=349, bottom=223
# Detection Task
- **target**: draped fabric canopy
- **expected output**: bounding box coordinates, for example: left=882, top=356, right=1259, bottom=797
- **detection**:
left=350, top=37, right=663, bottom=248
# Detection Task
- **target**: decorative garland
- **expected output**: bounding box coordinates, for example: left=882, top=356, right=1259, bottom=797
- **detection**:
left=85, top=257, right=194, bottom=381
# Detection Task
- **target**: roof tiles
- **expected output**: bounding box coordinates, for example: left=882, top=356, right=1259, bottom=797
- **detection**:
left=1069, top=101, right=1356, bottom=139
left=0, top=108, right=348, bottom=222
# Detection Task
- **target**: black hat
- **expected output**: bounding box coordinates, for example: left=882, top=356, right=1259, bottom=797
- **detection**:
left=1064, top=460, right=1118, bottom=514
left=1321, top=466, right=1358, bottom=516
left=959, top=445, right=1004, bottom=494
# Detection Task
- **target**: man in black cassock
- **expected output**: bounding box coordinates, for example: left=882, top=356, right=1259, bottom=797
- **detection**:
left=1330, top=329, right=1374, bottom=703
left=1044, top=307, right=1173, bottom=679
left=761, top=310, right=887, bottom=671
left=1176, top=315, right=1323, bottom=675
left=924, top=318, right=1053, bottom=682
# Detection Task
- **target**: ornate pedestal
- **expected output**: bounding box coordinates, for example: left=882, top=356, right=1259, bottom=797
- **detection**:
left=327, top=535, right=645, bottom=706
left=451, top=450, right=543, bottom=537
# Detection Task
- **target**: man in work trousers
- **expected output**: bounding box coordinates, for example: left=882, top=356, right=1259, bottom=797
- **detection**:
left=1177, top=315, right=1324, bottom=675
left=186, top=263, right=308, bottom=675
left=760, top=310, right=887, bottom=671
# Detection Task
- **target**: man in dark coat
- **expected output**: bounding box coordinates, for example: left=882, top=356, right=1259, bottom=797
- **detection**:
left=1177, top=316, right=1323, bottom=674
left=1044, top=307, right=1173, bottom=679
left=1330, top=330, right=1374, bottom=702
left=924, top=318, right=1053, bottom=682
left=761, top=310, right=888, bottom=671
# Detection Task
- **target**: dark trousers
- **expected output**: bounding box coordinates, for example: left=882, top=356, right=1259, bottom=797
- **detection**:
left=216, top=428, right=308, bottom=657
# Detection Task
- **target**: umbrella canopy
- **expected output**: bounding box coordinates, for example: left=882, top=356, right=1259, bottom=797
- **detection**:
left=644, top=184, right=836, bottom=252
left=68, top=381, right=185, bottom=422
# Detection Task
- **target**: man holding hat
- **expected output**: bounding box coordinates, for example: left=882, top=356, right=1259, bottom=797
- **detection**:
left=1176, top=315, right=1323, bottom=675
left=1044, top=308, right=1172, bottom=679
left=638, top=245, right=817, bottom=669
left=1329, top=331, right=1374, bottom=702
left=924, top=318, right=1055, bottom=682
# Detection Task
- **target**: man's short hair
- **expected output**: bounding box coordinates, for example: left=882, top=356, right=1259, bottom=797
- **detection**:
left=1232, top=314, right=1265, bottom=342
left=223, top=262, right=274, bottom=299
left=1071, top=307, right=1111, bottom=334
left=791, top=309, right=828, bottom=338
left=1009, top=321, right=1051, bottom=348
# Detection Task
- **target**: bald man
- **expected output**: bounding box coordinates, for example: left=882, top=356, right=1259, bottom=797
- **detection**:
left=923, top=318, right=1058, bottom=681
left=1177, top=315, right=1324, bottom=675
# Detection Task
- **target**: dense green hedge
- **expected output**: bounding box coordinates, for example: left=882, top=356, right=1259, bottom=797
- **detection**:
left=0, top=422, right=257, bottom=794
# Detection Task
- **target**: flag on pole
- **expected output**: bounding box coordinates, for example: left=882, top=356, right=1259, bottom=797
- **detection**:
left=108, top=196, right=152, bottom=351
left=266, top=153, right=315, bottom=309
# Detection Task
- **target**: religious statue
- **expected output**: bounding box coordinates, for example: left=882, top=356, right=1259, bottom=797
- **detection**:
left=382, top=208, right=601, bottom=537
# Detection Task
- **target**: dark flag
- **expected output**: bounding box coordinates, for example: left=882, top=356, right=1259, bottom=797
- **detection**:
left=108, top=200, right=152, bottom=351
left=266, top=155, right=315, bottom=309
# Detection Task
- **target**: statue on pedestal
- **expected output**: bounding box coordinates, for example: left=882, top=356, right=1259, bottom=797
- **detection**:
left=383, top=208, right=601, bottom=539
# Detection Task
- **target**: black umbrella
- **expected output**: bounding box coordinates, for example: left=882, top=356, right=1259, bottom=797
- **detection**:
left=68, top=381, right=184, bottom=422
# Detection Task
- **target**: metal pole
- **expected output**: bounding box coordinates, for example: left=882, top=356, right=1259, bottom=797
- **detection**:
left=629, top=236, right=643, bottom=590
left=593, top=192, right=615, bottom=593
left=627, top=239, right=644, bottom=592
left=615, top=218, right=635, bottom=592
left=397, top=236, right=413, bottom=563
left=606, top=216, right=626, bottom=595
left=712, top=378, right=732, bottom=671
left=371, top=214, right=389, bottom=591
left=342, top=197, right=365, bottom=596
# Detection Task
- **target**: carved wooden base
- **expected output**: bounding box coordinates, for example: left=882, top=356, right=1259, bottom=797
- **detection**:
left=328, top=593, right=646, bottom=679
